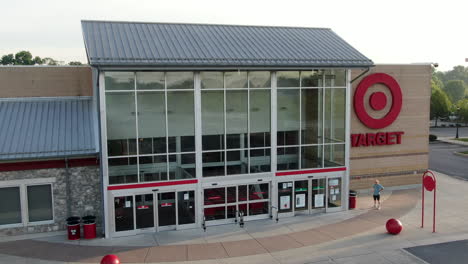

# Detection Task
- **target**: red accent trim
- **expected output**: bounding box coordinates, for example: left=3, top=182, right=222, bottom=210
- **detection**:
left=275, top=167, right=346, bottom=176
left=107, top=179, right=198, bottom=190
left=0, top=158, right=99, bottom=172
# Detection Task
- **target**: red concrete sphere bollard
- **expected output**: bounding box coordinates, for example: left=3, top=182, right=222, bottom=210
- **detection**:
left=101, top=255, right=120, bottom=264
left=386, top=218, right=403, bottom=235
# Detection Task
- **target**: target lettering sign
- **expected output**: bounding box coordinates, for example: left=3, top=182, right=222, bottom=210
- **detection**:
left=352, top=73, right=404, bottom=147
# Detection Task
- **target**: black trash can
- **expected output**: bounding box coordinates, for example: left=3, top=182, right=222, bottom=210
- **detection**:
left=349, top=190, right=357, bottom=209
left=66, top=216, right=81, bottom=240
left=82, top=215, right=96, bottom=239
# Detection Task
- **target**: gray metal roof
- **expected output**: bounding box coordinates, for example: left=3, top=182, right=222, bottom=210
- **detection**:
left=0, top=97, right=98, bottom=161
left=81, top=20, right=373, bottom=68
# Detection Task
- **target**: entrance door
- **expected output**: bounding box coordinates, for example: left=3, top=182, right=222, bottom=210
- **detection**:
left=156, top=190, right=197, bottom=231
left=157, top=192, right=176, bottom=230
left=278, top=178, right=327, bottom=216
left=326, top=177, right=342, bottom=212
left=112, top=189, right=196, bottom=236
left=135, top=193, right=155, bottom=229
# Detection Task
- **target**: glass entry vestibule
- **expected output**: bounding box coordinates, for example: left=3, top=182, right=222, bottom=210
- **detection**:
left=112, top=189, right=196, bottom=236
left=277, top=176, right=343, bottom=216
left=203, top=182, right=270, bottom=225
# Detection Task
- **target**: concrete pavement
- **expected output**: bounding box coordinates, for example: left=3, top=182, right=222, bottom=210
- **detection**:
left=1, top=171, right=468, bottom=263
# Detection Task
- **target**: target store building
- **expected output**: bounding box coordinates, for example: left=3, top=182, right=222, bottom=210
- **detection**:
left=0, top=20, right=430, bottom=238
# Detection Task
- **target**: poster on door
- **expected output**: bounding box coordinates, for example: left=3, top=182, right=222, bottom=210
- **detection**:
left=314, top=194, right=324, bottom=207
left=296, top=194, right=306, bottom=208
left=280, top=195, right=290, bottom=210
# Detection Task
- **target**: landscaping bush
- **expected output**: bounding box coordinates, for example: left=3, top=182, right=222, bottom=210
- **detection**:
left=429, top=134, right=438, bottom=142
left=441, top=124, right=447, bottom=127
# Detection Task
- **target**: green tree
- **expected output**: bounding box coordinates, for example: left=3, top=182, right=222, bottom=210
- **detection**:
left=444, top=66, right=468, bottom=84
left=14, top=51, right=34, bottom=65
left=68, top=61, right=83, bottom=65
left=457, top=99, right=468, bottom=125
left=431, top=81, right=451, bottom=126
left=1, top=54, right=15, bottom=65
left=444, top=80, right=467, bottom=104
left=33, top=56, right=44, bottom=65
left=42, top=57, right=59, bottom=65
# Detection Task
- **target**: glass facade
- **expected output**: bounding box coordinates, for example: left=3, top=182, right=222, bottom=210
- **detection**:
left=105, top=72, right=196, bottom=185
left=201, top=71, right=271, bottom=177
left=277, top=70, right=346, bottom=171
left=104, top=70, right=347, bottom=185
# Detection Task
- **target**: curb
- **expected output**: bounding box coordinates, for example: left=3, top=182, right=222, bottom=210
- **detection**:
left=454, top=151, right=468, bottom=158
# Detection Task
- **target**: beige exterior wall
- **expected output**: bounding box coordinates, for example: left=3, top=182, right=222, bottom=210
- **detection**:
left=350, top=64, right=431, bottom=190
left=0, top=66, right=92, bottom=98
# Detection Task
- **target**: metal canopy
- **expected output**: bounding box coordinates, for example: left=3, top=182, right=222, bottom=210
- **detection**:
left=81, top=20, right=373, bottom=68
left=0, top=98, right=98, bottom=161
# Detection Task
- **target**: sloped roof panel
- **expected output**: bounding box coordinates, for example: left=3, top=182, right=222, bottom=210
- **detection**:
left=0, top=98, right=98, bottom=161
left=81, top=20, right=373, bottom=68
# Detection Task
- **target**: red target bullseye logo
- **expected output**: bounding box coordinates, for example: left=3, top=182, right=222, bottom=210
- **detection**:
left=354, top=73, right=402, bottom=129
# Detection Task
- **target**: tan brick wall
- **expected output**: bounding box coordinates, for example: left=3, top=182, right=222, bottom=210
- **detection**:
left=0, top=66, right=92, bottom=98
left=350, top=65, right=431, bottom=190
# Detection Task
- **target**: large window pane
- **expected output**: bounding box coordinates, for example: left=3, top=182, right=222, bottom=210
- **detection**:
left=166, top=72, right=193, bottom=89
left=277, top=147, right=299, bottom=171
left=27, top=185, right=53, bottom=222
left=204, top=188, right=225, bottom=205
left=0, top=187, right=21, bottom=225
left=105, top=72, right=134, bottom=91
left=301, top=89, right=322, bottom=144
left=277, top=89, right=300, bottom=145
left=167, top=91, right=195, bottom=150
left=249, top=148, right=270, bottom=173
left=324, top=144, right=345, bottom=167
left=169, top=153, right=196, bottom=180
left=106, top=93, right=137, bottom=156
left=201, top=72, right=223, bottom=88
left=324, top=88, right=346, bottom=143
left=249, top=71, right=271, bottom=88
left=277, top=71, right=299, bottom=87
left=137, top=92, right=166, bottom=154
left=136, top=72, right=164, bottom=90
left=249, top=184, right=269, bottom=200
left=202, top=91, right=224, bottom=150
left=301, top=70, right=323, bottom=87
left=109, top=158, right=138, bottom=184
left=202, top=152, right=225, bottom=177
left=250, top=90, right=271, bottom=147
left=301, top=146, right=322, bottom=169
left=139, top=155, right=167, bottom=182
left=324, top=69, right=346, bottom=87
left=225, top=71, right=247, bottom=88
left=226, top=150, right=248, bottom=175
left=226, top=90, right=247, bottom=149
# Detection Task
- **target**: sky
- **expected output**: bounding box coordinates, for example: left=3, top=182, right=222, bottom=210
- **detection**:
left=0, top=0, right=467, bottom=71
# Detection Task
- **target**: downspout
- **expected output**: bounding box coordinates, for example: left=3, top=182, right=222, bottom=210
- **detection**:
left=65, top=157, right=71, bottom=217
left=95, top=67, right=106, bottom=237
left=93, top=67, right=107, bottom=235
left=350, top=67, right=370, bottom=84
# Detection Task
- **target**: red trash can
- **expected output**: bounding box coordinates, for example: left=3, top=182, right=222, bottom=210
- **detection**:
left=66, top=217, right=81, bottom=240
left=82, top=215, right=97, bottom=239
left=349, top=190, right=357, bottom=209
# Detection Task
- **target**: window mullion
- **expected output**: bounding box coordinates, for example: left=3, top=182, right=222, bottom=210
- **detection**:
left=20, top=184, right=28, bottom=226
left=164, top=72, right=169, bottom=180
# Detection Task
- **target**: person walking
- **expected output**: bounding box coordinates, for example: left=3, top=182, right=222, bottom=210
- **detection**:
left=373, top=179, right=384, bottom=209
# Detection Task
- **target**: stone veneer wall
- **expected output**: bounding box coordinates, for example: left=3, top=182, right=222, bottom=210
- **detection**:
left=0, top=165, right=102, bottom=236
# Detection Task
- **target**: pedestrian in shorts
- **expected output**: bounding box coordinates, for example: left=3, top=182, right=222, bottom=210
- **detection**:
left=373, top=179, right=384, bottom=209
